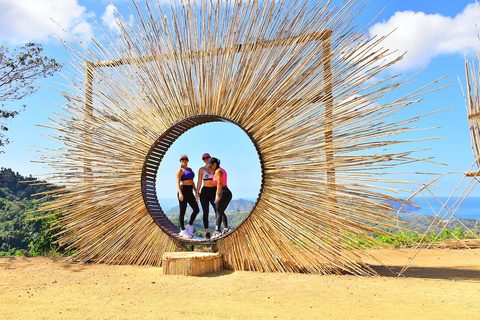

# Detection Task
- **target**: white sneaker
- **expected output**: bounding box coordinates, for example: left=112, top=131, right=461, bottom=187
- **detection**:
left=211, top=231, right=222, bottom=239
left=179, top=229, right=192, bottom=238
left=186, top=224, right=194, bottom=237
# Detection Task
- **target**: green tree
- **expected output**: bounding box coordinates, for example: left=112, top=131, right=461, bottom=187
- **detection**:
left=0, top=43, right=62, bottom=149
left=27, top=215, right=63, bottom=256
left=0, top=168, right=59, bottom=255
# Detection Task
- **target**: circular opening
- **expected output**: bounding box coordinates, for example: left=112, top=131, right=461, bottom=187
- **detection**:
left=141, top=115, right=264, bottom=244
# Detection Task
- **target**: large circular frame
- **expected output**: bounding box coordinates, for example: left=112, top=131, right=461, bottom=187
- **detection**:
left=141, top=115, right=264, bottom=244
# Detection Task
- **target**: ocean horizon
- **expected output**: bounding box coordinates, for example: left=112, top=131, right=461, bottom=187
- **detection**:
left=401, top=196, right=480, bottom=220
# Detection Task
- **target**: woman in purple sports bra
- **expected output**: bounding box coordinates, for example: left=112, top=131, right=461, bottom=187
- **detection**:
left=208, top=157, right=233, bottom=239
left=176, top=154, right=200, bottom=238
left=196, top=153, right=216, bottom=239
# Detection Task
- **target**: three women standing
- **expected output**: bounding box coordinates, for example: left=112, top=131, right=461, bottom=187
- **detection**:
left=176, top=153, right=232, bottom=240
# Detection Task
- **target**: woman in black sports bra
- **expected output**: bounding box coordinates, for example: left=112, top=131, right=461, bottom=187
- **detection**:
left=176, top=154, right=200, bottom=238
left=196, top=153, right=216, bottom=239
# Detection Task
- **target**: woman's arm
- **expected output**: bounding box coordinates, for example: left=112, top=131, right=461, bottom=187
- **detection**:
left=214, top=168, right=223, bottom=202
left=192, top=180, right=199, bottom=202
left=176, top=168, right=184, bottom=201
left=196, top=167, right=204, bottom=197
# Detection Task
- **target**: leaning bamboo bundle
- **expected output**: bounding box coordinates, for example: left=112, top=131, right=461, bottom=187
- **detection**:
left=396, top=48, right=480, bottom=276
left=35, top=0, right=444, bottom=275
left=465, top=52, right=480, bottom=169
left=435, top=239, right=480, bottom=249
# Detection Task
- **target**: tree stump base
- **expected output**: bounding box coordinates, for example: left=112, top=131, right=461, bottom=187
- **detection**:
left=162, top=252, right=223, bottom=276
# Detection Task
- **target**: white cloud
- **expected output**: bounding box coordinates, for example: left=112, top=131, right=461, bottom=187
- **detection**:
left=101, top=4, right=120, bottom=32
left=370, top=3, right=480, bottom=72
left=0, top=0, right=93, bottom=45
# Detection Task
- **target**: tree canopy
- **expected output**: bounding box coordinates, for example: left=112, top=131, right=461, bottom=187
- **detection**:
left=0, top=168, right=59, bottom=255
left=0, top=43, right=62, bottom=149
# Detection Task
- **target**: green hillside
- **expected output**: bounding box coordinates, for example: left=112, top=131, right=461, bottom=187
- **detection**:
left=0, top=168, right=59, bottom=255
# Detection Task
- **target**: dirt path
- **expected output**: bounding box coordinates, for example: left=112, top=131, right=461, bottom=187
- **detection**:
left=1, top=249, right=479, bottom=319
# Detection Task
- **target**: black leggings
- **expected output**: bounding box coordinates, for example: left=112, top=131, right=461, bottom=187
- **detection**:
left=215, top=186, right=232, bottom=231
left=200, top=186, right=216, bottom=229
left=177, top=185, right=199, bottom=230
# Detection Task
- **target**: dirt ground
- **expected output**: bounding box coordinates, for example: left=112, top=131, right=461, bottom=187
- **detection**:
left=1, top=248, right=479, bottom=320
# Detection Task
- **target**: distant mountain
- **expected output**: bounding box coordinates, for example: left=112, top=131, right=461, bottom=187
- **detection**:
left=227, top=198, right=255, bottom=212
left=166, top=198, right=255, bottom=215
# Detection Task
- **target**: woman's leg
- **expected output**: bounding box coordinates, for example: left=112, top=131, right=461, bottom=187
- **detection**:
left=208, top=188, right=217, bottom=217
left=215, top=187, right=232, bottom=231
left=200, top=186, right=212, bottom=229
left=186, top=190, right=200, bottom=226
left=177, top=186, right=188, bottom=230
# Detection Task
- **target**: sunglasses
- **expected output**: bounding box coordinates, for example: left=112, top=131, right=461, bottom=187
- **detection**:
left=180, top=158, right=189, bottom=161
left=202, top=156, right=211, bottom=160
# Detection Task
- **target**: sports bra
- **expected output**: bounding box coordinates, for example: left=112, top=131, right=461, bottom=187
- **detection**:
left=181, top=168, right=195, bottom=181
left=212, top=168, right=227, bottom=186
left=202, top=166, right=214, bottom=181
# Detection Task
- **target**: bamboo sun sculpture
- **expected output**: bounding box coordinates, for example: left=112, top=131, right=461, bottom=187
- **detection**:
left=38, top=0, right=442, bottom=275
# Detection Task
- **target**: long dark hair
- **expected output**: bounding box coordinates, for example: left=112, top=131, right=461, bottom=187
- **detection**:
left=208, top=157, right=220, bottom=168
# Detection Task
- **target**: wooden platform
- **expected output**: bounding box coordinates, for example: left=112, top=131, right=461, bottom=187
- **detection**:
left=162, top=252, right=223, bottom=276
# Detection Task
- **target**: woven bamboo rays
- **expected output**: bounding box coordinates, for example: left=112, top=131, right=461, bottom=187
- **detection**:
left=37, top=0, right=441, bottom=275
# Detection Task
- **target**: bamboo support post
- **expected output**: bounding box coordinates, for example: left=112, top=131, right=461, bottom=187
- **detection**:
left=84, top=60, right=94, bottom=181
left=323, top=30, right=340, bottom=250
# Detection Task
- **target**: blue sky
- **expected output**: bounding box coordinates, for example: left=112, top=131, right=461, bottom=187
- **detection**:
left=1, top=0, right=480, bottom=201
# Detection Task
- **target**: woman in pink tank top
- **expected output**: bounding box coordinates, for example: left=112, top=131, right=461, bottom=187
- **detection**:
left=208, top=157, right=232, bottom=239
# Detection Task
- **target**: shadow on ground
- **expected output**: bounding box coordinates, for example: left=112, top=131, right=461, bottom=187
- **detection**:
left=369, top=265, right=480, bottom=281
